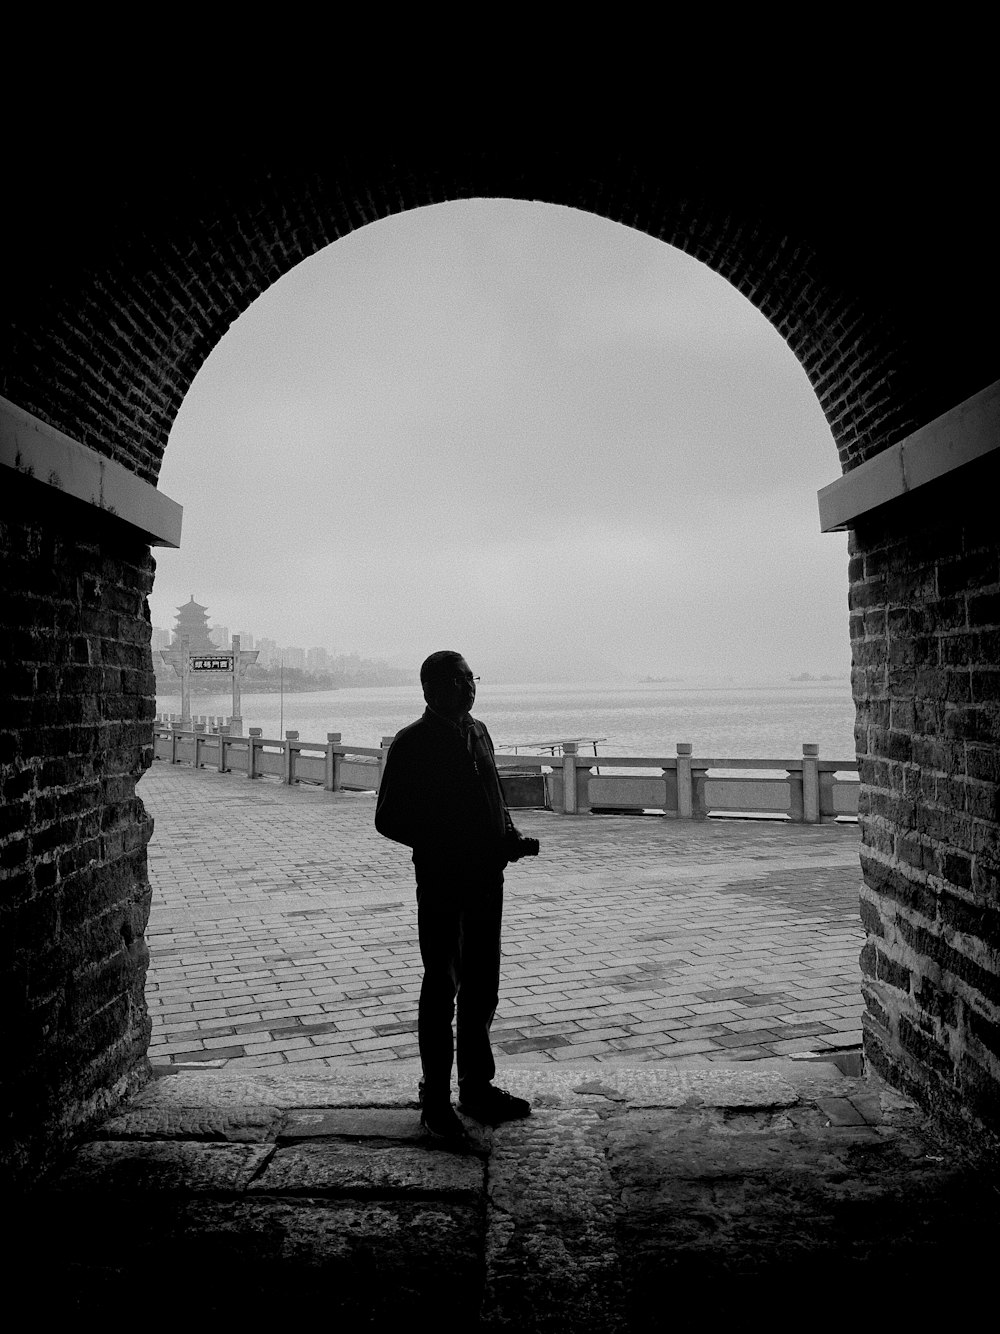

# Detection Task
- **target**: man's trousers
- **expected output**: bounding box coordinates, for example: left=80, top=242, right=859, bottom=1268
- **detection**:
left=415, top=870, right=504, bottom=1103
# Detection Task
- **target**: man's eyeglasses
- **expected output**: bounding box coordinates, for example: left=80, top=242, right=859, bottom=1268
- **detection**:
left=456, top=673, right=480, bottom=684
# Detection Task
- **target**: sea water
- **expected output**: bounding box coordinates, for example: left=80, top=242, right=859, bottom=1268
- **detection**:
left=156, top=679, right=857, bottom=764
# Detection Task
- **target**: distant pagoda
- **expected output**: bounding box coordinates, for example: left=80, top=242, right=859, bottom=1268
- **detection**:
left=171, top=595, right=216, bottom=653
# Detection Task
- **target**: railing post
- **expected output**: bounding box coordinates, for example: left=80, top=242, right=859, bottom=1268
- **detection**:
left=562, top=742, right=578, bottom=814
left=284, top=731, right=299, bottom=785
left=802, top=744, right=820, bottom=824
left=787, top=763, right=804, bottom=821
left=325, top=732, right=342, bottom=791
left=676, top=743, right=693, bottom=819
left=170, top=722, right=180, bottom=764
left=231, top=634, right=243, bottom=737
left=247, top=728, right=262, bottom=780
left=193, top=720, right=206, bottom=769
left=218, top=724, right=230, bottom=773
left=662, top=763, right=679, bottom=817
left=691, top=761, right=709, bottom=819
left=180, top=635, right=191, bottom=729
left=819, top=766, right=836, bottom=822
left=577, top=762, right=592, bottom=814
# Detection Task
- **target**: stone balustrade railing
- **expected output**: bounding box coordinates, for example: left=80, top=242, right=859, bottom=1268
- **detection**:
left=151, top=724, right=858, bottom=823
left=152, top=724, right=388, bottom=792
left=495, top=741, right=858, bottom=823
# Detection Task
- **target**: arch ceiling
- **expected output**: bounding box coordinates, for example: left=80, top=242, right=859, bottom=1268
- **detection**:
left=4, top=136, right=995, bottom=488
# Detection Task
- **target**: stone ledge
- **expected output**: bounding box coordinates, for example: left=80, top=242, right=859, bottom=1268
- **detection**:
left=250, top=1141, right=484, bottom=1197
left=132, top=1061, right=810, bottom=1119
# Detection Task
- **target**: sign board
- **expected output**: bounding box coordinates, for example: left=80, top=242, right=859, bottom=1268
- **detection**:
left=160, top=635, right=258, bottom=735
left=190, top=655, right=235, bottom=672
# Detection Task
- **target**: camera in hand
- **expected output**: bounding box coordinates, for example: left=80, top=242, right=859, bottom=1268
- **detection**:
left=505, top=831, right=540, bottom=861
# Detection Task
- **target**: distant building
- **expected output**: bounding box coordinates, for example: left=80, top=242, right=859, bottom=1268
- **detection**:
left=210, top=624, right=230, bottom=648
left=283, top=646, right=305, bottom=670
left=256, top=637, right=278, bottom=669
left=171, top=596, right=215, bottom=653
left=151, top=626, right=171, bottom=652
left=306, top=646, right=330, bottom=673
left=236, top=631, right=255, bottom=650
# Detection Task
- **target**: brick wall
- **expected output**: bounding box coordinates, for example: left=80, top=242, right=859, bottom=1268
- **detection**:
left=1, top=480, right=155, bottom=1183
left=854, top=465, right=1000, bottom=1141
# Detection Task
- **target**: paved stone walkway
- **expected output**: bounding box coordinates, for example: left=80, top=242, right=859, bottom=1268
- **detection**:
left=27, top=766, right=994, bottom=1328
left=138, top=759, right=864, bottom=1074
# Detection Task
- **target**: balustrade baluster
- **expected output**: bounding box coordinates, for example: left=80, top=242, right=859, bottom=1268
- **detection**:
left=284, top=732, right=299, bottom=785
left=247, top=728, right=262, bottom=780
left=325, top=733, right=342, bottom=791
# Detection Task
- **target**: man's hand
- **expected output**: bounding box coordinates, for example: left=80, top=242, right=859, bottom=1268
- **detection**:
left=505, top=831, right=540, bottom=861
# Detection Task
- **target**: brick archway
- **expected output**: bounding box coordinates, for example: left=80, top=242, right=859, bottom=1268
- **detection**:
left=5, top=145, right=994, bottom=486
left=3, top=135, right=998, bottom=1182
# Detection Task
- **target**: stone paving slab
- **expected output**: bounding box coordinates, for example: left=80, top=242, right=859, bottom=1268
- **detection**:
left=250, top=1140, right=484, bottom=1196
left=138, top=761, right=865, bottom=1073
left=129, top=1066, right=425, bottom=1111
left=483, top=1107, right=626, bottom=1332
left=48, top=1139, right=273, bottom=1193
left=278, top=1107, right=428, bottom=1140
left=95, top=1104, right=285, bottom=1141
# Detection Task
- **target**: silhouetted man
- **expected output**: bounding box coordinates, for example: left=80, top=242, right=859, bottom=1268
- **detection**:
left=375, top=651, right=538, bottom=1138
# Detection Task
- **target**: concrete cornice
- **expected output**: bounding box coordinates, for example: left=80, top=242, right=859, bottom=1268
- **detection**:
left=0, top=394, right=182, bottom=548
left=818, top=379, right=1000, bottom=532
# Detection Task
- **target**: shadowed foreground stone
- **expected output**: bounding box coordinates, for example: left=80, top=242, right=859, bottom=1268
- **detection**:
left=32, top=1194, right=485, bottom=1321
left=95, top=1104, right=286, bottom=1142
left=483, top=1107, right=626, bottom=1332
left=49, top=1139, right=273, bottom=1193
left=251, top=1141, right=484, bottom=1197
left=15, top=1062, right=1000, bottom=1327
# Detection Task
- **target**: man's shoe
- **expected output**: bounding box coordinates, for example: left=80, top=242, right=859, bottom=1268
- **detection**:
left=458, top=1084, right=531, bottom=1124
left=419, top=1103, right=469, bottom=1141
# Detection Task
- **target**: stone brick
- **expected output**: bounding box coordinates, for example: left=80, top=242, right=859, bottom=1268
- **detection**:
left=913, top=977, right=958, bottom=1029
left=875, top=949, right=911, bottom=994
left=958, top=1053, right=1000, bottom=1127
left=896, top=916, right=1000, bottom=1007
left=859, top=897, right=885, bottom=938
left=898, top=1014, right=954, bottom=1078
left=939, top=890, right=1000, bottom=949
left=967, top=1007, right=1000, bottom=1063
left=972, top=858, right=1000, bottom=898
left=941, top=851, right=975, bottom=892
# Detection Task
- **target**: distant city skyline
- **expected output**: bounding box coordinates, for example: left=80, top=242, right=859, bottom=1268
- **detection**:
left=152, top=595, right=405, bottom=680
left=149, top=199, right=850, bottom=684
left=152, top=617, right=378, bottom=674
left=151, top=598, right=845, bottom=687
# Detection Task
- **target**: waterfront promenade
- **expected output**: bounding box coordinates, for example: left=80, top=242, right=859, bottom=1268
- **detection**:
left=29, top=765, right=999, bottom=1328
left=139, top=758, right=865, bottom=1071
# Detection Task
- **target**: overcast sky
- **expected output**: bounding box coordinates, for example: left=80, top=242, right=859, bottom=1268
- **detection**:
left=150, top=198, right=849, bottom=684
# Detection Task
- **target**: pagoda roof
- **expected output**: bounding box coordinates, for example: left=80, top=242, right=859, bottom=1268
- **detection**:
left=176, top=594, right=209, bottom=613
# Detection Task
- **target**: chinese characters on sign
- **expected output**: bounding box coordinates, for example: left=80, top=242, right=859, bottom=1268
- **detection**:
left=190, top=655, right=235, bottom=672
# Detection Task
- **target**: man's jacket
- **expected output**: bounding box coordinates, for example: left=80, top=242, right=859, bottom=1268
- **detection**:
left=374, top=708, right=512, bottom=873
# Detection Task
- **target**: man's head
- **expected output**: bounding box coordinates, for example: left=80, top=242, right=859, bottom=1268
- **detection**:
left=421, top=650, right=477, bottom=720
